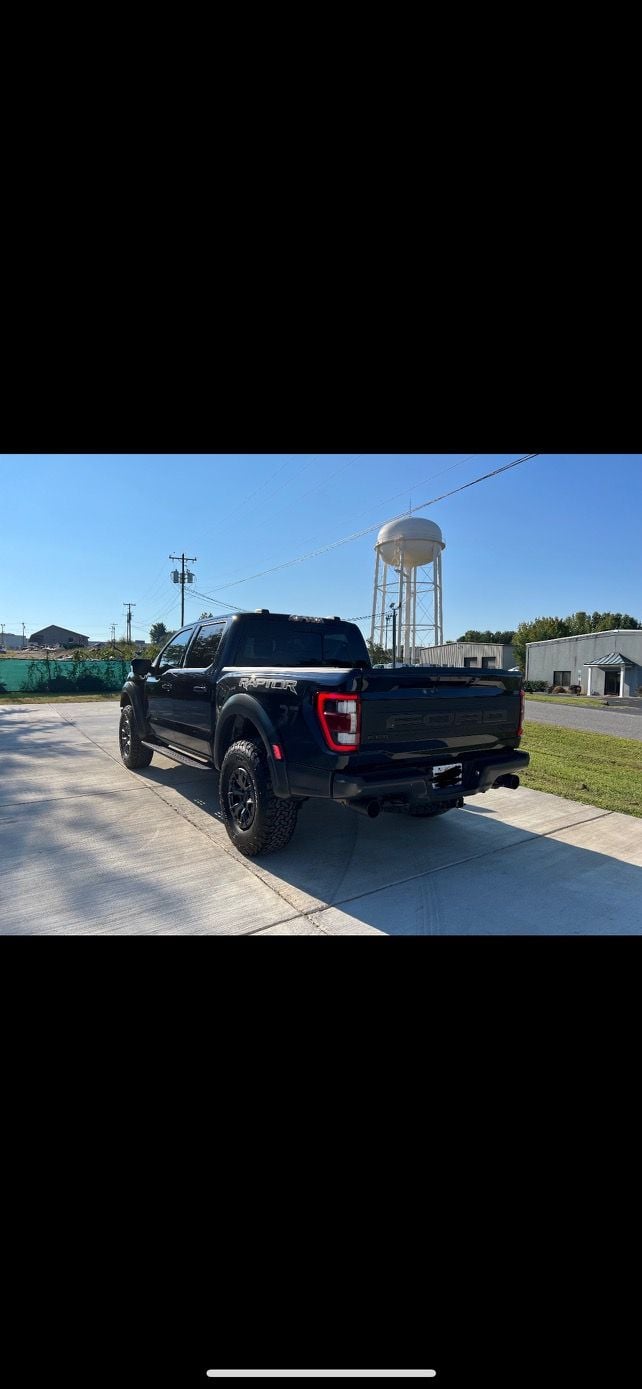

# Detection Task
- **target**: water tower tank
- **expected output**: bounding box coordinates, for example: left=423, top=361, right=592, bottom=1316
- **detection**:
left=371, top=516, right=445, bottom=659
left=376, top=517, right=445, bottom=568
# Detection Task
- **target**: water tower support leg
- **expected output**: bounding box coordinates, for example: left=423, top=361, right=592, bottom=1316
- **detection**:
left=370, top=550, right=380, bottom=647
left=398, top=559, right=405, bottom=664
left=379, top=564, right=388, bottom=646
left=404, top=566, right=412, bottom=664
left=411, top=567, right=418, bottom=663
left=435, top=552, right=443, bottom=645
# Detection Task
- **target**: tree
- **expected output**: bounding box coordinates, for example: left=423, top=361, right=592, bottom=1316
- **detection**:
left=366, top=639, right=393, bottom=665
left=199, top=611, right=214, bottom=619
left=566, top=611, right=591, bottom=635
left=512, top=616, right=571, bottom=671
left=150, top=622, right=168, bottom=644
left=589, top=611, right=641, bottom=631
left=457, top=629, right=516, bottom=643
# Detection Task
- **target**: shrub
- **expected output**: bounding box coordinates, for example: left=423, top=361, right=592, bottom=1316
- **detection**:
left=523, top=680, right=548, bottom=693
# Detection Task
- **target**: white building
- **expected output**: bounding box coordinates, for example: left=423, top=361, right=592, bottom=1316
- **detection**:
left=417, top=641, right=517, bottom=671
left=525, top=629, right=642, bottom=697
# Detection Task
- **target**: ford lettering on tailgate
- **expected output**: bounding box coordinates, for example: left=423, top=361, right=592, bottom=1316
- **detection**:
left=386, top=710, right=508, bottom=730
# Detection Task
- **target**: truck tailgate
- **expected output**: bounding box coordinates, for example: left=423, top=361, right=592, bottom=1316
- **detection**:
left=358, top=669, right=522, bottom=756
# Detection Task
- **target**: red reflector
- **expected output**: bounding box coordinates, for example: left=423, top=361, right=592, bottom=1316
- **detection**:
left=315, top=692, right=361, bottom=752
left=517, top=689, right=525, bottom=737
left=272, top=743, right=283, bottom=761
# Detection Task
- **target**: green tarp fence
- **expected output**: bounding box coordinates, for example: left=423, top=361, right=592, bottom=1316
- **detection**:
left=0, top=658, right=129, bottom=694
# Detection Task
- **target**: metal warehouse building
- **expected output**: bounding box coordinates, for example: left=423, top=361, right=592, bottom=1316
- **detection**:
left=526, top=629, right=642, bottom=697
left=418, top=642, right=517, bottom=670
left=29, top=624, right=89, bottom=648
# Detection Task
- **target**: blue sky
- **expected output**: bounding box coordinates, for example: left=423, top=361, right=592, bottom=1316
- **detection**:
left=1, top=454, right=640, bottom=643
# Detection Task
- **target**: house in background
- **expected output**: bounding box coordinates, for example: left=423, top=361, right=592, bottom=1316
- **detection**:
left=29, top=625, right=89, bottom=648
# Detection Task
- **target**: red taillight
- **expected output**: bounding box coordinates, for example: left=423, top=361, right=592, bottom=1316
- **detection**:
left=517, top=689, right=525, bottom=737
left=272, top=743, right=283, bottom=761
left=315, top=692, right=361, bottom=752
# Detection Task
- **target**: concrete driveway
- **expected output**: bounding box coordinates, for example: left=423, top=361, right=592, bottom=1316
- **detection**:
left=2, top=700, right=642, bottom=935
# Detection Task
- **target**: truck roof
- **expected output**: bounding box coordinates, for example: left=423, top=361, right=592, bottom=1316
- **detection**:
left=217, top=611, right=348, bottom=625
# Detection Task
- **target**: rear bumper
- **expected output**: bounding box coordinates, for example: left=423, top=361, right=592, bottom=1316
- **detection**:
left=332, top=750, right=530, bottom=805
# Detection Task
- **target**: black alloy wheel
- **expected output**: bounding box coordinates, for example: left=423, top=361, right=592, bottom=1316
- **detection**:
left=219, top=738, right=299, bottom=856
left=227, top=765, right=257, bottom=831
left=118, top=706, right=154, bottom=770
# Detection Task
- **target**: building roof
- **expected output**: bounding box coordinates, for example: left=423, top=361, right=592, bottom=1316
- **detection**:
left=585, top=651, right=634, bottom=667
left=526, top=627, right=641, bottom=647
left=29, top=624, right=89, bottom=641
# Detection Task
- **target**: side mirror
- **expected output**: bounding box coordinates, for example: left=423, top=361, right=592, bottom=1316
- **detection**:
left=132, top=657, right=152, bottom=677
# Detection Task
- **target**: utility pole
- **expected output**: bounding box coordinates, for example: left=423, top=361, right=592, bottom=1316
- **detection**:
left=169, top=553, right=197, bottom=626
left=385, top=603, right=397, bottom=662
left=111, top=623, right=116, bottom=652
left=1, top=623, right=5, bottom=647
left=22, top=622, right=26, bottom=650
left=123, top=603, right=136, bottom=644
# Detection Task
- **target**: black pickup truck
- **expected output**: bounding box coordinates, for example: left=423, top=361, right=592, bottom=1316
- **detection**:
left=119, top=611, right=529, bottom=856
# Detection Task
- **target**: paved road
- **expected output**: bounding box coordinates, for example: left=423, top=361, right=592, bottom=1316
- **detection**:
left=526, top=700, right=642, bottom=740
left=2, top=700, right=642, bottom=934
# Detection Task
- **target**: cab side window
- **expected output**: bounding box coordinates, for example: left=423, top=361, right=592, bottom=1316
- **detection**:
left=157, top=630, right=193, bottom=672
left=185, top=623, right=225, bottom=669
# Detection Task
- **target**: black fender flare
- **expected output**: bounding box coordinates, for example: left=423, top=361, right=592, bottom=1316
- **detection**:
left=214, top=693, right=290, bottom=798
left=120, top=681, right=148, bottom=738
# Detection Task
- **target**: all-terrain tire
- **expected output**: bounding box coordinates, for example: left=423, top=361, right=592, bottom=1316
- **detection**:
left=220, top=738, right=298, bottom=856
left=408, top=800, right=458, bottom=818
left=119, top=705, right=154, bottom=769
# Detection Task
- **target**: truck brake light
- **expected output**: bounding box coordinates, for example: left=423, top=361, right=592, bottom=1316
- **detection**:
left=315, top=692, right=361, bottom=752
left=517, top=689, right=525, bottom=737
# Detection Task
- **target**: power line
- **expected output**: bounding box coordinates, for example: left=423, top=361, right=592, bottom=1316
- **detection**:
left=197, top=454, right=479, bottom=592
left=295, top=454, right=362, bottom=503
left=199, top=452, right=541, bottom=595
left=212, top=455, right=296, bottom=530
left=207, top=454, right=319, bottom=538
left=347, top=453, right=480, bottom=524
left=137, top=558, right=170, bottom=603
left=190, top=588, right=247, bottom=613
left=196, top=456, right=325, bottom=589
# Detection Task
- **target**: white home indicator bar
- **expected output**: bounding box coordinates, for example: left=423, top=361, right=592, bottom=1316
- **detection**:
left=206, top=1374, right=436, bottom=1380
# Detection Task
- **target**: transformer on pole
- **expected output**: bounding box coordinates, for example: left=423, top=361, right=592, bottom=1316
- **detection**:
left=169, top=553, right=197, bottom=626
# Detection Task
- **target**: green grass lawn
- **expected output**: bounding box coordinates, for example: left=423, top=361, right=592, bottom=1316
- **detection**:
left=526, top=693, right=608, bottom=708
left=0, top=692, right=121, bottom=704
left=520, top=721, right=642, bottom=817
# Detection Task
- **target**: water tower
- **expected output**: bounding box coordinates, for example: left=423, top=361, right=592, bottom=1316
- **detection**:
left=370, top=517, right=445, bottom=663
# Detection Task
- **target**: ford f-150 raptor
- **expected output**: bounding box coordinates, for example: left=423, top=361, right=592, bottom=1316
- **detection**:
left=119, top=611, right=529, bottom=856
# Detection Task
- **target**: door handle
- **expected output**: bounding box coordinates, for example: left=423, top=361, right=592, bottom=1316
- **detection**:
left=193, top=684, right=207, bottom=693
left=161, top=682, right=172, bottom=692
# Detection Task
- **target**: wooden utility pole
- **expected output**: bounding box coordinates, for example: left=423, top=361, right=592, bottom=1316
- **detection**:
left=169, top=553, right=197, bottom=626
